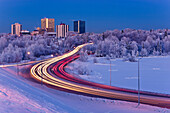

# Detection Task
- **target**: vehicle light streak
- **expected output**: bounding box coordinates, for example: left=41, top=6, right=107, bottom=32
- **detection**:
left=30, top=43, right=170, bottom=109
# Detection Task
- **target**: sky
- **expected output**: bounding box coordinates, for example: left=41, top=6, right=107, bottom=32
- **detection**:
left=0, top=0, right=170, bottom=33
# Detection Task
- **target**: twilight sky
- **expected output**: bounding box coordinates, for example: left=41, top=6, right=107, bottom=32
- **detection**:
left=0, top=0, right=170, bottom=33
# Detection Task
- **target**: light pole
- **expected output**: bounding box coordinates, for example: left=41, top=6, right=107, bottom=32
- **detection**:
left=137, top=57, right=142, bottom=107
left=41, top=64, right=43, bottom=86
left=27, top=51, right=31, bottom=63
left=17, top=62, right=19, bottom=76
left=110, top=59, right=111, bottom=86
left=72, top=56, right=74, bottom=74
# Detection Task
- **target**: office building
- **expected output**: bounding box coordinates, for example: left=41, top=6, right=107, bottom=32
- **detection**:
left=31, top=30, right=39, bottom=36
left=11, top=23, right=22, bottom=36
left=74, top=20, right=85, bottom=34
left=41, top=18, right=55, bottom=32
left=47, top=32, right=56, bottom=37
left=20, top=30, right=30, bottom=35
left=56, top=23, right=69, bottom=38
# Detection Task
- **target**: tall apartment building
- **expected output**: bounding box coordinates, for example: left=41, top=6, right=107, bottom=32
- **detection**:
left=56, top=23, right=69, bottom=38
left=41, top=18, right=55, bottom=32
left=74, top=20, right=85, bottom=34
left=11, top=23, right=22, bottom=36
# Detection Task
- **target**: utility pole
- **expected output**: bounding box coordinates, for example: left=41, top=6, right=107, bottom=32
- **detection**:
left=137, top=58, right=142, bottom=107
left=17, top=62, right=19, bottom=76
left=41, top=64, right=43, bottom=86
left=137, top=59, right=140, bottom=107
left=72, top=57, right=74, bottom=74
left=110, top=59, right=111, bottom=86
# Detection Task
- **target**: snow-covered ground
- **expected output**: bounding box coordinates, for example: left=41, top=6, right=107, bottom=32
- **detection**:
left=0, top=58, right=170, bottom=113
left=0, top=66, right=77, bottom=113
left=66, top=56, right=170, bottom=95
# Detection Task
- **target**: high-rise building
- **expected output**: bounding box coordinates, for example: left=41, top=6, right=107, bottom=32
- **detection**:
left=41, top=18, right=55, bottom=32
left=74, top=20, right=85, bottom=34
left=56, top=23, right=69, bottom=38
left=11, top=23, right=22, bottom=36
left=20, top=30, right=30, bottom=35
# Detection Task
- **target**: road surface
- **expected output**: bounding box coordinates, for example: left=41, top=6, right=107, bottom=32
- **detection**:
left=30, top=43, right=170, bottom=109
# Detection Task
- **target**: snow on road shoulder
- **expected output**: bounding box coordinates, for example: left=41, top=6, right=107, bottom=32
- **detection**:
left=0, top=84, right=54, bottom=113
left=0, top=67, right=77, bottom=113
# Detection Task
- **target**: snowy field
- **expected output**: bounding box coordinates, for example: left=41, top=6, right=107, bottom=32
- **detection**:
left=0, top=59, right=170, bottom=113
left=66, top=56, right=170, bottom=95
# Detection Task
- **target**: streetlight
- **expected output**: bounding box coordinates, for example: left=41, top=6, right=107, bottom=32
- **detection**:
left=110, top=59, right=111, bottom=86
left=72, top=56, right=75, bottom=74
left=40, top=62, right=43, bottom=86
left=27, top=51, right=30, bottom=55
left=41, top=65, right=43, bottom=86
left=17, top=62, right=19, bottom=76
left=26, top=51, right=31, bottom=64
left=136, top=57, right=143, bottom=107
left=108, top=49, right=112, bottom=86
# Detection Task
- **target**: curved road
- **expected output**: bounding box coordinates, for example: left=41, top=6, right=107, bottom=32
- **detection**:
left=30, top=43, right=170, bottom=109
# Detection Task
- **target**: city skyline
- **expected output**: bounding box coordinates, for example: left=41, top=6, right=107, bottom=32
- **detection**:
left=10, top=19, right=85, bottom=36
left=1, top=0, right=170, bottom=112
left=0, top=0, right=170, bottom=33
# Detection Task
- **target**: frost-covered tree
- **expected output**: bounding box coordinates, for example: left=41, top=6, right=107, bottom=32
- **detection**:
left=79, top=50, right=88, bottom=62
left=0, top=28, right=170, bottom=63
left=1, top=44, right=23, bottom=63
left=77, top=65, right=89, bottom=75
left=93, top=57, right=98, bottom=63
left=141, top=48, right=148, bottom=57
left=0, top=37, right=8, bottom=52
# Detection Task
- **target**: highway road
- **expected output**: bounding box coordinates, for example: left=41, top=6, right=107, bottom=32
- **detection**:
left=30, top=43, right=170, bottom=109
